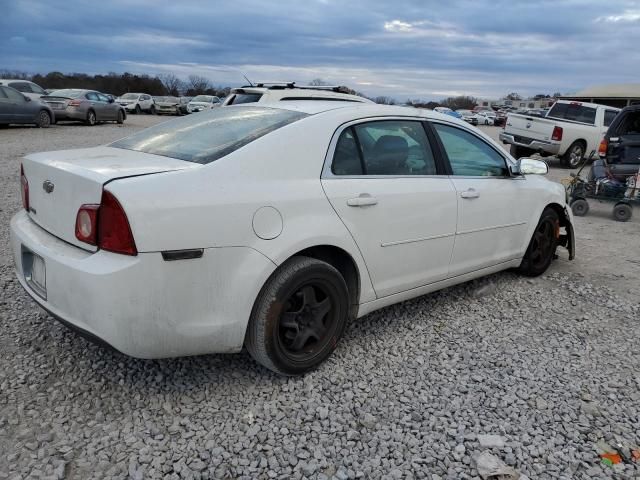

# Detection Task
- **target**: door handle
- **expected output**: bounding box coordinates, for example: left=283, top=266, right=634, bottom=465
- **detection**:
left=347, top=194, right=378, bottom=207
left=460, top=188, right=479, bottom=199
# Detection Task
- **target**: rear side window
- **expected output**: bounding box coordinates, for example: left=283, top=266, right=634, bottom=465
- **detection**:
left=0, top=87, right=8, bottom=99
left=110, top=106, right=308, bottom=164
left=227, top=93, right=263, bottom=105
left=332, top=120, right=437, bottom=176
left=547, top=103, right=597, bottom=124
left=604, top=110, right=619, bottom=128
left=433, top=123, right=507, bottom=177
left=8, top=82, right=30, bottom=93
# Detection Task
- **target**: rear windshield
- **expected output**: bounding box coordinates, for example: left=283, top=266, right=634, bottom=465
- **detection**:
left=45, top=89, right=84, bottom=98
left=227, top=93, right=263, bottom=105
left=110, top=106, right=308, bottom=164
left=192, top=95, right=216, bottom=102
left=616, top=111, right=640, bottom=135
left=547, top=102, right=597, bottom=124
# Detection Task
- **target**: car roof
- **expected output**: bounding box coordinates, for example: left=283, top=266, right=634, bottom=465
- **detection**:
left=0, top=79, right=37, bottom=83
left=251, top=101, right=472, bottom=125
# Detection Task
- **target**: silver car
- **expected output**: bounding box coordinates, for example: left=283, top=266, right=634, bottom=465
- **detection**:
left=40, top=89, right=126, bottom=125
left=0, top=85, right=54, bottom=128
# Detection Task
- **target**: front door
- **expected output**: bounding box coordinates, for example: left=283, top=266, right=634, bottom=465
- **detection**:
left=431, top=122, right=533, bottom=276
left=321, top=119, right=458, bottom=298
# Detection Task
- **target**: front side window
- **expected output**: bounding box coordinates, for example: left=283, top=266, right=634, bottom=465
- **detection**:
left=433, top=123, right=508, bottom=177
left=30, top=83, right=45, bottom=95
left=332, top=120, right=437, bottom=176
left=86, top=92, right=99, bottom=101
left=110, top=106, right=308, bottom=164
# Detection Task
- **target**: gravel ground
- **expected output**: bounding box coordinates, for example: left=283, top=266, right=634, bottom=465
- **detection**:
left=0, top=117, right=639, bottom=480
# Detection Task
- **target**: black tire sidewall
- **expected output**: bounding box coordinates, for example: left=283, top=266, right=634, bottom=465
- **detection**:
left=571, top=199, right=589, bottom=216
left=37, top=110, right=50, bottom=128
left=87, top=110, right=96, bottom=126
left=564, top=142, right=585, bottom=168
left=246, top=257, right=349, bottom=375
left=117, top=110, right=124, bottom=124
left=519, top=208, right=559, bottom=277
left=614, top=204, right=632, bottom=222
left=135, top=105, right=141, bottom=114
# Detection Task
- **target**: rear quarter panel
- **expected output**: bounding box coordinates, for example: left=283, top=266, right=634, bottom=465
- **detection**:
left=107, top=113, right=378, bottom=303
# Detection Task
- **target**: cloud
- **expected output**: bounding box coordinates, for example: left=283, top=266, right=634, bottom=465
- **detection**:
left=596, top=9, right=640, bottom=22
left=3, top=0, right=640, bottom=100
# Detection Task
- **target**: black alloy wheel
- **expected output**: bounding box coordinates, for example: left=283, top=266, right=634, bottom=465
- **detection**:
left=245, top=256, right=350, bottom=375
left=519, top=208, right=560, bottom=276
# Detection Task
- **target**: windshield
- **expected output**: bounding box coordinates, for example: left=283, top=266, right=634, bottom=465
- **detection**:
left=156, top=96, right=177, bottom=103
left=192, top=95, right=215, bottom=102
left=46, top=89, right=84, bottom=98
left=110, top=106, right=309, bottom=164
left=120, top=93, right=139, bottom=99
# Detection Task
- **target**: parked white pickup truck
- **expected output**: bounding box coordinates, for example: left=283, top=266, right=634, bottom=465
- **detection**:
left=499, top=100, right=620, bottom=168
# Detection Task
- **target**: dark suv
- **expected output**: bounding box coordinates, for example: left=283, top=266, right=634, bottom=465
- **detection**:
left=599, top=105, right=640, bottom=179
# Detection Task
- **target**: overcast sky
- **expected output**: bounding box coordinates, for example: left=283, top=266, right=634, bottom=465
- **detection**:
left=2, top=0, right=640, bottom=100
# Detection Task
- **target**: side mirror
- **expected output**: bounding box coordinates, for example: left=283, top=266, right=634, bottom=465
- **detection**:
left=108, top=98, right=114, bottom=103
left=24, top=96, right=31, bottom=102
left=511, top=158, right=548, bottom=176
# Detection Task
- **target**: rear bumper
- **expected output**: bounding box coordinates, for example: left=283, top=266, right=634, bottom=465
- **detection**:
left=499, top=133, right=561, bottom=155
left=10, top=210, right=276, bottom=358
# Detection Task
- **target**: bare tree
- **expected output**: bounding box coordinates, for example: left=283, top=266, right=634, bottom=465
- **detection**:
left=308, top=78, right=330, bottom=86
left=505, top=92, right=522, bottom=101
left=373, top=96, right=396, bottom=105
left=439, top=95, right=477, bottom=110
left=159, top=73, right=184, bottom=96
left=186, top=75, right=212, bottom=95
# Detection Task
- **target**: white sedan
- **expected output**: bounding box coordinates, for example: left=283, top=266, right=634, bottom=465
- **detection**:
left=11, top=102, right=575, bottom=375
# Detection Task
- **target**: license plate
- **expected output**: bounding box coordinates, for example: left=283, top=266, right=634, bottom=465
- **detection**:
left=22, top=248, right=47, bottom=299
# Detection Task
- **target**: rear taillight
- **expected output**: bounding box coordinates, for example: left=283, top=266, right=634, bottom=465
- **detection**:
left=598, top=138, right=608, bottom=157
left=551, top=126, right=563, bottom=141
left=75, top=205, right=99, bottom=245
left=74, top=190, right=137, bottom=255
left=98, top=190, right=137, bottom=256
left=68, top=99, right=82, bottom=107
left=20, top=164, right=29, bottom=211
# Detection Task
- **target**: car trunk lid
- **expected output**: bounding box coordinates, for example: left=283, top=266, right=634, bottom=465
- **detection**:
left=22, top=146, right=197, bottom=251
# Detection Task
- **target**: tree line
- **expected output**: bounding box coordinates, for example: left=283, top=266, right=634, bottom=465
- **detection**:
left=0, top=70, right=563, bottom=108
left=0, top=70, right=231, bottom=97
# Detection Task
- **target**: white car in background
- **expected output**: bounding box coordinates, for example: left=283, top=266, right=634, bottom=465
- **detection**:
left=222, top=83, right=374, bottom=106
left=187, top=95, right=221, bottom=112
left=11, top=102, right=574, bottom=375
left=0, top=79, right=47, bottom=100
left=116, top=93, right=155, bottom=114
left=477, top=111, right=497, bottom=125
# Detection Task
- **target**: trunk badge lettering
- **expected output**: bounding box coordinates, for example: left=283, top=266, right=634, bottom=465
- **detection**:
left=43, top=180, right=54, bottom=193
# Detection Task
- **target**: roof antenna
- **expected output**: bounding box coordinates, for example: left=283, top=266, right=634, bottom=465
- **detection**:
left=241, top=73, right=254, bottom=87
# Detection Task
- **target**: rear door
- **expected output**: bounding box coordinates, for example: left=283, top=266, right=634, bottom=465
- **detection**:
left=86, top=92, right=104, bottom=119
left=321, top=118, right=458, bottom=298
left=431, top=122, right=535, bottom=275
left=97, top=93, right=116, bottom=120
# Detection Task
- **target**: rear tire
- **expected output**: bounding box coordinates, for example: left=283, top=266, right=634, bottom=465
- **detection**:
left=562, top=141, right=586, bottom=169
left=85, top=110, right=96, bottom=126
left=135, top=104, right=141, bottom=114
left=36, top=110, right=51, bottom=128
left=613, top=203, right=632, bottom=222
left=570, top=198, right=589, bottom=217
left=245, top=256, right=350, bottom=375
left=149, top=105, right=156, bottom=115
left=518, top=208, right=559, bottom=277
left=117, top=110, right=124, bottom=124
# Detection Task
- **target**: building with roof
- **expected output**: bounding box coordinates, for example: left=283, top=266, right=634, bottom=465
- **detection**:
left=560, top=84, right=640, bottom=108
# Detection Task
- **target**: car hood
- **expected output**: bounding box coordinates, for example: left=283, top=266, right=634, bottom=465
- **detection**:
left=156, top=101, right=179, bottom=106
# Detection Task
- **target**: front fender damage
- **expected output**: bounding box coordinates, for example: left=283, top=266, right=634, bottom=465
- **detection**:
left=558, top=207, right=575, bottom=260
